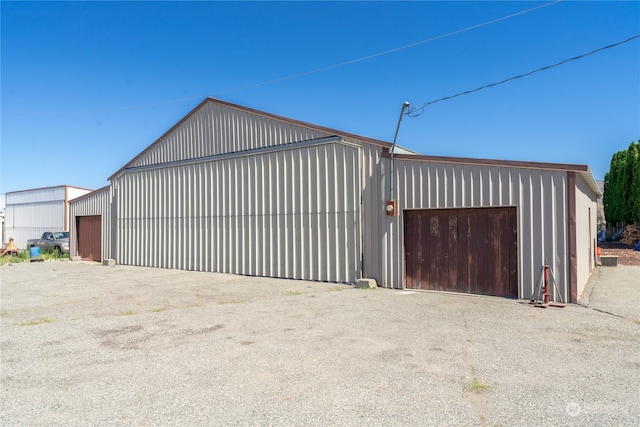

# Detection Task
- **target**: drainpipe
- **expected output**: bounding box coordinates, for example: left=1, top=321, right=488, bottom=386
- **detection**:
left=388, top=101, right=410, bottom=210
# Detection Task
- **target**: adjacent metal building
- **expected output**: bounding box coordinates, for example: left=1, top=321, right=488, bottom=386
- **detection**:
left=70, top=98, right=600, bottom=302
left=69, top=186, right=114, bottom=262
left=5, top=185, right=92, bottom=248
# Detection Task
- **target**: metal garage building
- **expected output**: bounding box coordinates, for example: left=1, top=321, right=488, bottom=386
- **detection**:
left=5, top=185, right=92, bottom=248
left=70, top=98, right=600, bottom=302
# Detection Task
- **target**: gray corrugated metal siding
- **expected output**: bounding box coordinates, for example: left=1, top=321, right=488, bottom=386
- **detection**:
left=128, top=102, right=333, bottom=170
left=5, top=201, right=65, bottom=248
left=116, top=141, right=362, bottom=283
left=365, top=157, right=573, bottom=302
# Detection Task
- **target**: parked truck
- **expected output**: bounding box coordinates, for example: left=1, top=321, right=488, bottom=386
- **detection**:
left=26, top=232, right=70, bottom=253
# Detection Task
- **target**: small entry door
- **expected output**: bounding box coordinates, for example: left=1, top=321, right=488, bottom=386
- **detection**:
left=77, top=215, right=101, bottom=261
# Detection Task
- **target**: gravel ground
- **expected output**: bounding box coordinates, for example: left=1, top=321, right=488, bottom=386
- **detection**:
left=1, top=261, right=639, bottom=426
left=583, top=265, right=640, bottom=322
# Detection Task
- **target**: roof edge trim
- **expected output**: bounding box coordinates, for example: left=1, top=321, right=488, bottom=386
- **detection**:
left=382, top=150, right=590, bottom=172
left=69, top=185, right=111, bottom=204
left=118, top=136, right=356, bottom=176
left=6, top=185, right=94, bottom=196
left=383, top=150, right=601, bottom=196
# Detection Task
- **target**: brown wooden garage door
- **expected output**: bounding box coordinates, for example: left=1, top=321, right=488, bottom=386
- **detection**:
left=404, top=207, right=517, bottom=298
left=77, top=215, right=101, bottom=261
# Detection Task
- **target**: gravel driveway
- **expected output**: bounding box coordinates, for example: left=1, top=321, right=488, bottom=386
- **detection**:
left=1, top=261, right=638, bottom=426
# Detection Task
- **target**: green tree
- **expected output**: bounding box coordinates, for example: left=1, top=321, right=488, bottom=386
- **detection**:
left=604, top=150, right=622, bottom=223
left=603, top=170, right=611, bottom=222
left=628, top=141, right=640, bottom=222
left=603, top=140, right=640, bottom=225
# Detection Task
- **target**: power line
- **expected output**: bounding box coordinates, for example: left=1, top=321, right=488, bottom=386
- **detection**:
left=213, top=0, right=563, bottom=95
left=3, top=1, right=561, bottom=115
left=406, top=34, right=640, bottom=117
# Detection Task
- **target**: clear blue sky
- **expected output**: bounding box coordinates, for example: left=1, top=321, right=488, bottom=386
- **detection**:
left=1, top=1, right=638, bottom=194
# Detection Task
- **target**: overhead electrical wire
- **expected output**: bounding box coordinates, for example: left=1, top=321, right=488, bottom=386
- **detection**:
left=406, top=34, right=640, bottom=117
left=212, top=0, right=563, bottom=95
left=4, top=1, right=562, bottom=115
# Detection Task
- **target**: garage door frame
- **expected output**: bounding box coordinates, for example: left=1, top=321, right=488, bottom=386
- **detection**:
left=76, top=215, right=102, bottom=261
left=403, top=207, right=518, bottom=298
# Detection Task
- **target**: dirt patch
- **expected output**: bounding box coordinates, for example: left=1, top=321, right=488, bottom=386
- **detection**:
left=598, top=242, right=640, bottom=266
